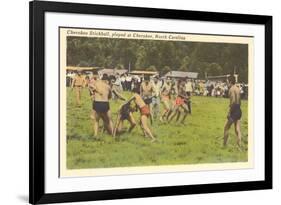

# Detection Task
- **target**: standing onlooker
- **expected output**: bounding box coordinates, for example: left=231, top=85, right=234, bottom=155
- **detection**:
left=132, top=77, right=141, bottom=94
left=71, top=70, right=85, bottom=107
left=114, top=73, right=123, bottom=92
left=126, top=74, right=132, bottom=91
left=151, top=77, right=162, bottom=119
left=184, top=79, right=193, bottom=114
left=120, top=74, right=126, bottom=91
left=185, top=79, right=193, bottom=96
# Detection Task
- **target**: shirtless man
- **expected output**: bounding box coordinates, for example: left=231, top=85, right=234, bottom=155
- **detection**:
left=113, top=102, right=136, bottom=137
left=160, top=78, right=172, bottom=122
left=89, top=74, right=116, bottom=137
left=140, top=76, right=154, bottom=123
left=140, top=76, right=154, bottom=106
left=223, top=75, right=242, bottom=148
left=124, top=90, right=156, bottom=142
left=168, top=79, right=189, bottom=124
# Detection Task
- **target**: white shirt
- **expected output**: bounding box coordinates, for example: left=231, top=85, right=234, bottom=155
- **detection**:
left=185, top=81, right=193, bottom=92
left=126, top=76, right=132, bottom=81
left=120, top=76, right=125, bottom=82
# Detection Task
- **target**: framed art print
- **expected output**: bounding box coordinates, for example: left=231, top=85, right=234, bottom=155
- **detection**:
left=29, top=1, right=272, bottom=204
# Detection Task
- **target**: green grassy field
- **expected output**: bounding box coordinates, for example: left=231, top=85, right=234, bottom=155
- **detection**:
left=66, top=88, right=248, bottom=169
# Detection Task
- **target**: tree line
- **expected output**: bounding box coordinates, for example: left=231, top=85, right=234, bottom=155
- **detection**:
left=67, top=36, right=248, bottom=82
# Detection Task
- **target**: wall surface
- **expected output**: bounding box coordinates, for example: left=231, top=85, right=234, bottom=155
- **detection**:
left=0, top=0, right=279, bottom=204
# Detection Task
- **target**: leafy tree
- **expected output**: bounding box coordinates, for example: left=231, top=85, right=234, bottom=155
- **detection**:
left=67, top=36, right=249, bottom=82
left=148, top=65, right=157, bottom=71
left=206, top=63, right=223, bottom=76
left=180, top=56, right=191, bottom=71
left=115, top=63, right=124, bottom=70
left=161, top=66, right=171, bottom=75
left=135, top=46, right=147, bottom=70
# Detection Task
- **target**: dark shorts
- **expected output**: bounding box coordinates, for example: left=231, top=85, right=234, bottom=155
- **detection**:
left=92, top=101, right=110, bottom=113
left=142, top=96, right=152, bottom=105
left=120, top=104, right=131, bottom=120
left=228, top=104, right=242, bottom=122
left=143, top=97, right=152, bottom=105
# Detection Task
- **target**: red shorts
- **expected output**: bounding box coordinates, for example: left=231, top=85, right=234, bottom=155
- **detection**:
left=175, top=97, right=184, bottom=106
left=140, top=105, right=150, bottom=116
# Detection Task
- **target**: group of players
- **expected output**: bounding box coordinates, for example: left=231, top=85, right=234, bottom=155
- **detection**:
left=71, top=70, right=242, bottom=147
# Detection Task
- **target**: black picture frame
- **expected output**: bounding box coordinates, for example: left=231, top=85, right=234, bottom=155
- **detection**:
left=29, top=1, right=272, bottom=204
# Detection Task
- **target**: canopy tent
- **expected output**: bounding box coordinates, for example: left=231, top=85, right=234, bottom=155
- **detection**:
left=66, top=66, right=100, bottom=73
left=206, top=74, right=238, bottom=82
left=164, top=71, right=198, bottom=79
left=129, top=70, right=159, bottom=76
left=98, top=68, right=128, bottom=78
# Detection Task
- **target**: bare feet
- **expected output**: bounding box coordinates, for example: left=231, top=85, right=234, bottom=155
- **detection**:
left=151, top=138, right=156, bottom=143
